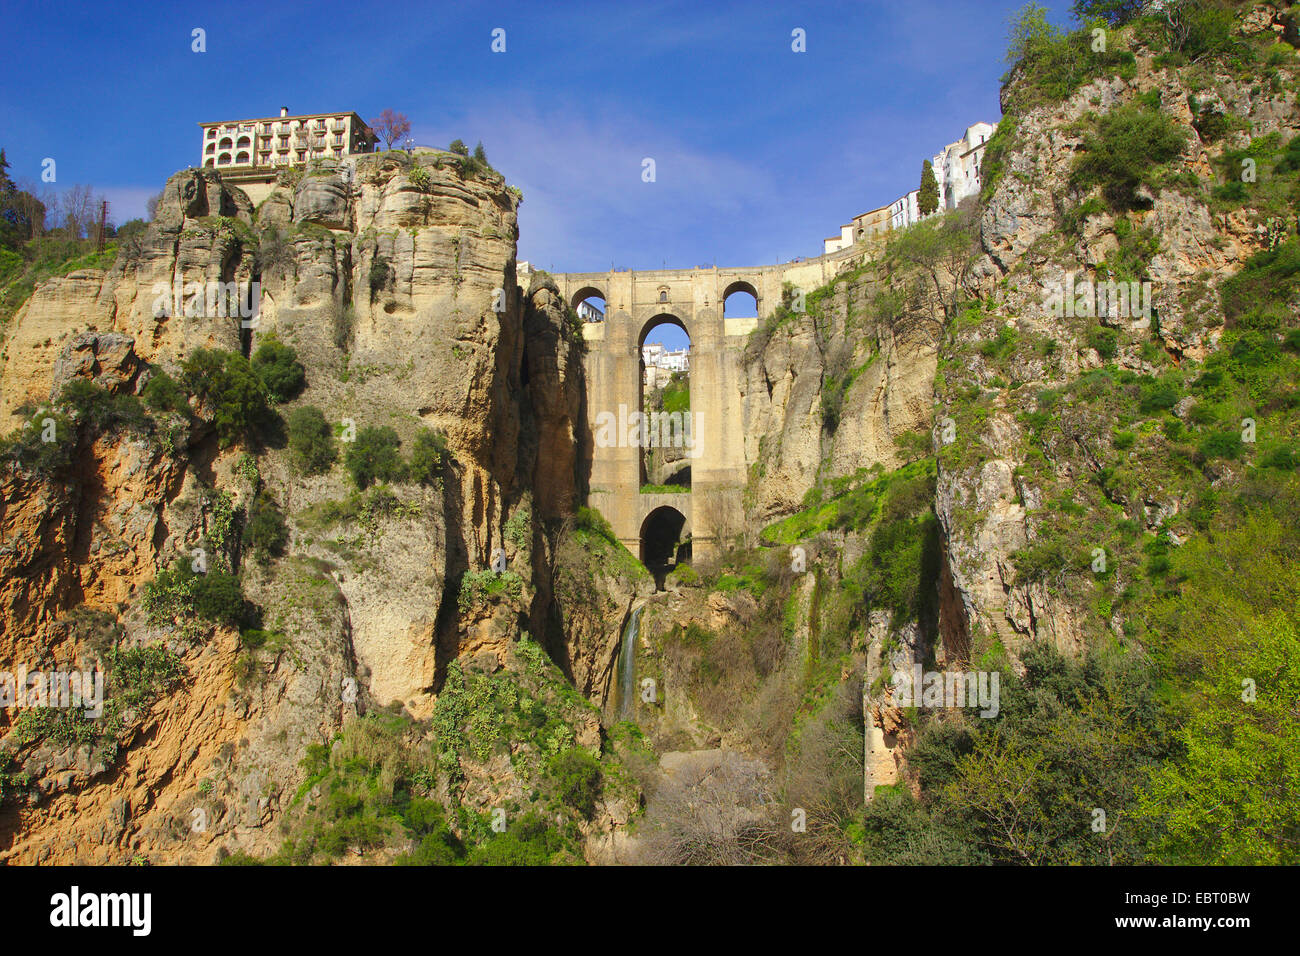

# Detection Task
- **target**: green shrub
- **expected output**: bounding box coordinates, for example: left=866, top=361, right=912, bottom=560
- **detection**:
left=141, top=369, right=188, bottom=415
left=1070, top=104, right=1188, bottom=210
left=58, top=379, right=150, bottom=434
left=286, top=405, right=337, bottom=475
left=181, top=349, right=272, bottom=447
left=1198, top=430, right=1242, bottom=461
left=142, top=559, right=248, bottom=629
left=409, top=427, right=448, bottom=485
left=1087, top=326, right=1120, bottom=359
left=250, top=334, right=306, bottom=403
left=546, top=749, right=602, bottom=820
left=345, top=426, right=406, bottom=489
left=245, top=493, right=289, bottom=563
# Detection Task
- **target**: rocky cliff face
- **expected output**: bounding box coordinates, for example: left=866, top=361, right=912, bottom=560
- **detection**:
left=939, top=19, right=1300, bottom=661
left=0, top=153, right=590, bottom=862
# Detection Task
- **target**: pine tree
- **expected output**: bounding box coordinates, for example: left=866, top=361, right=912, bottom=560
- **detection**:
left=918, top=159, right=939, bottom=216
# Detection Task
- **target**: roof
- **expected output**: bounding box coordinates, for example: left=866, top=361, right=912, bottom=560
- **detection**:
left=198, top=111, right=372, bottom=128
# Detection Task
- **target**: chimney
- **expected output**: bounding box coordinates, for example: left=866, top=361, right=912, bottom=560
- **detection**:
left=280, top=106, right=288, bottom=118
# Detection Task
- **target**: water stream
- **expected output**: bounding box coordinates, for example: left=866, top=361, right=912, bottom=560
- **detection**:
left=616, top=604, right=643, bottom=722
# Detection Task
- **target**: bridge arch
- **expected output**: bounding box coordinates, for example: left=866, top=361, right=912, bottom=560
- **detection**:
left=571, top=285, right=606, bottom=311
left=638, top=311, right=691, bottom=348
left=640, top=504, right=691, bottom=589
left=722, top=279, right=760, bottom=317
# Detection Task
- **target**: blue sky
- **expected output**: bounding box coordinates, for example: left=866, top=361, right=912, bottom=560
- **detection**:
left=1, top=0, right=1074, bottom=347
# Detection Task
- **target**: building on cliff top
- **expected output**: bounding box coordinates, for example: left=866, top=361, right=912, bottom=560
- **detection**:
left=823, top=121, right=994, bottom=254
left=199, top=106, right=377, bottom=171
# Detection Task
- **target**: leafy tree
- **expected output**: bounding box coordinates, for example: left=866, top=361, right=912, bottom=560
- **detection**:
left=1071, top=0, right=1143, bottom=26
left=180, top=349, right=271, bottom=447
left=473, top=141, right=488, bottom=166
left=244, top=493, right=289, bottom=563
left=345, top=426, right=406, bottom=489
left=286, top=405, right=337, bottom=475
left=918, top=159, right=940, bottom=216
left=250, top=333, right=306, bottom=403
left=448, top=139, right=469, bottom=157
left=141, top=369, right=188, bottom=415
left=409, top=427, right=448, bottom=485
left=546, top=749, right=602, bottom=820
left=1134, top=484, right=1300, bottom=863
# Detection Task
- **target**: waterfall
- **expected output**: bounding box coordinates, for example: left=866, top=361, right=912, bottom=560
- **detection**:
left=616, top=604, right=643, bottom=722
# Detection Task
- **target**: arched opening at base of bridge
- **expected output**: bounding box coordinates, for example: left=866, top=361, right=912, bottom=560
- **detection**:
left=640, top=313, right=691, bottom=491
left=640, top=505, right=691, bottom=591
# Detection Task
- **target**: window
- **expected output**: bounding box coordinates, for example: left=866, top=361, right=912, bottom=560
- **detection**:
left=659, top=290, right=668, bottom=302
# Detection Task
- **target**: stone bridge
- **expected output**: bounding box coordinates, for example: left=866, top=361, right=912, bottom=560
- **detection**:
left=546, top=246, right=869, bottom=566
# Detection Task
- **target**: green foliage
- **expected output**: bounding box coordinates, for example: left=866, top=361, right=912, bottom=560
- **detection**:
left=1001, top=4, right=1136, bottom=114
left=841, top=474, right=942, bottom=626
left=108, top=643, right=185, bottom=709
left=457, top=569, right=524, bottom=613
left=660, top=371, right=689, bottom=414
left=639, top=483, right=689, bottom=495
left=504, top=506, right=531, bottom=550
left=1220, top=237, right=1300, bottom=333
left=286, top=405, right=337, bottom=475
left=0, top=407, right=76, bottom=471
left=1070, top=0, right=1142, bottom=26
left=181, top=349, right=272, bottom=447
left=763, top=460, right=936, bottom=545
left=448, top=139, right=469, bottom=156
left=58, top=379, right=150, bottom=434
left=893, top=643, right=1172, bottom=865
left=1070, top=103, right=1188, bottom=211
left=918, top=159, right=939, bottom=215
left=1133, top=481, right=1300, bottom=863
left=545, top=749, right=603, bottom=819
left=142, top=559, right=248, bottom=630
left=345, top=426, right=407, bottom=489
left=245, top=492, right=289, bottom=563
left=979, top=117, right=1019, bottom=201
left=409, top=427, right=448, bottom=486
left=250, top=333, right=306, bottom=403
left=407, top=164, right=432, bottom=191
left=141, top=370, right=188, bottom=415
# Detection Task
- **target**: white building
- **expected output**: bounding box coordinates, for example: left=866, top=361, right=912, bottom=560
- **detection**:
left=642, top=343, right=690, bottom=386
left=199, top=107, right=377, bottom=170
left=931, top=122, right=995, bottom=211
left=821, top=121, right=994, bottom=254
left=577, top=299, right=604, bottom=322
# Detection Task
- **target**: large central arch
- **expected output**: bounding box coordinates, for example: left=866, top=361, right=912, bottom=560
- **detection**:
left=639, top=313, right=693, bottom=490
left=640, top=505, right=691, bottom=589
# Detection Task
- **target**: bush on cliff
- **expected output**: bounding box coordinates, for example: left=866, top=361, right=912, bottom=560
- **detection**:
left=286, top=405, right=337, bottom=475
left=345, top=426, right=407, bottom=489
left=251, top=333, right=306, bottom=403
left=181, top=348, right=273, bottom=447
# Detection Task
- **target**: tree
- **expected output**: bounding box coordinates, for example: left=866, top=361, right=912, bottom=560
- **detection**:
left=370, top=109, right=411, bottom=150
left=250, top=333, right=306, bottom=403
left=473, top=141, right=488, bottom=166
left=918, top=159, right=940, bottom=216
left=145, top=190, right=164, bottom=221
left=448, top=139, right=469, bottom=157
left=286, top=405, right=337, bottom=475
left=1071, top=0, right=1144, bottom=26
left=181, top=349, right=272, bottom=447
left=409, top=427, right=448, bottom=485
left=244, top=493, right=289, bottom=563
left=886, top=202, right=982, bottom=325
left=345, top=426, right=406, bottom=488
